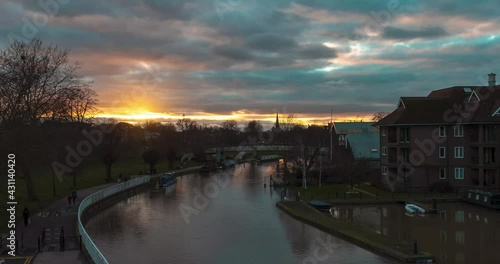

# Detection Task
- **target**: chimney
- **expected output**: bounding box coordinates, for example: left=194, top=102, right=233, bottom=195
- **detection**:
left=488, top=73, right=496, bottom=87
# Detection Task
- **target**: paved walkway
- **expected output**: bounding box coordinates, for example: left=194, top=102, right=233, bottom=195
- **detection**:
left=1, top=166, right=202, bottom=264
left=1, top=183, right=116, bottom=264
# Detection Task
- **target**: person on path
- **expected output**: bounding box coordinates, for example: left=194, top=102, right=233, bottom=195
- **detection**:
left=23, top=207, right=30, bottom=226
left=71, top=189, right=78, bottom=206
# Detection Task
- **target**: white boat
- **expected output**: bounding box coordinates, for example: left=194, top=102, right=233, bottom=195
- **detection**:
left=405, top=204, right=426, bottom=215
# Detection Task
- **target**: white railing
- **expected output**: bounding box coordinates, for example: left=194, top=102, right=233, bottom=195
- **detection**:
left=77, top=176, right=151, bottom=264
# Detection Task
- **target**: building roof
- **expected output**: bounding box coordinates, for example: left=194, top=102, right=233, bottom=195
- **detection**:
left=347, top=133, right=380, bottom=159
left=375, top=85, right=500, bottom=126
left=333, top=122, right=378, bottom=134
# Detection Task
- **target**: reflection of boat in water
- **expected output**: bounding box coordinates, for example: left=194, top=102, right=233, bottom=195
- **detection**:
left=158, top=172, right=177, bottom=187
left=164, top=182, right=176, bottom=195
left=405, top=204, right=426, bottom=215
left=308, top=200, right=332, bottom=211
left=463, top=189, right=500, bottom=210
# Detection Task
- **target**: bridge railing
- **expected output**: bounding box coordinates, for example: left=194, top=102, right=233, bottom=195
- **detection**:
left=205, top=145, right=294, bottom=153
left=77, top=176, right=150, bottom=264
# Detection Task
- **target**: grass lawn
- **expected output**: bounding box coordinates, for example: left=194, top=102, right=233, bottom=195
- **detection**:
left=0, top=157, right=187, bottom=233
left=288, top=184, right=353, bottom=201
left=288, top=183, right=462, bottom=201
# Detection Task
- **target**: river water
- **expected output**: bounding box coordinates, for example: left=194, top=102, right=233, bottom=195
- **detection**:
left=331, top=202, right=500, bottom=264
left=85, top=163, right=396, bottom=264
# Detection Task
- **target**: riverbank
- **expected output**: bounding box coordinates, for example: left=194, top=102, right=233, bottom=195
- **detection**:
left=276, top=201, right=435, bottom=263
left=0, top=165, right=202, bottom=264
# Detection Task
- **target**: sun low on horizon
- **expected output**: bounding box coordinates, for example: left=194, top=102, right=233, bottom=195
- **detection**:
left=95, top=107, right=373, bottom=127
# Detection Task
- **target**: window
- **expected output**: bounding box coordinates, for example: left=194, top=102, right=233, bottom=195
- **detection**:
left=401, top=168, right=410, bottom=183
left=455, top=231, right=465, bottom=245
left=439, top=147, right=446, bottom=158
left=400, top=148, right=410, bottom=163
left=339, top=135, right=346, bottom=147
left=381, top=127, right=387, bottom=136
left=454, top=146, right=464, bottom=158
left=484, top=148, right=496, bottom=164
left=484, top=125, right=497, bottom=142
left=455, top=211, right=464, bottom=223
left=455, top=168, right=464, bottom=179
left=440, top=168, right=446, bottom=179
left=382, top=147, right=387, bottom=156
left=439, top=126, right=446, bottom=137
left=382, top=166, right=388, bottom=175
left=400, top=127, right=410, bottom=143
left=454, top=125, right=464, bottom=137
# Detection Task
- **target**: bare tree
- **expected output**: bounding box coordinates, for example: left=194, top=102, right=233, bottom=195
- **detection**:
left=372, top=112, right=390, bottom=122
left=0, top=38, right=96, bottom=201
left=0, top=38, right=93, bottom=126
left=280, top=114, right=302, bottom=132
left=176, top=114, right=197, bottom=147
left=221, top=119, right=238, bottom=132
left=244, top=120, right=262, bottom=134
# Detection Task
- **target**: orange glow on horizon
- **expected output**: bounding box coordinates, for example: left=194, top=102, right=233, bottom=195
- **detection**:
left=96, top=108, right=373, bottom=126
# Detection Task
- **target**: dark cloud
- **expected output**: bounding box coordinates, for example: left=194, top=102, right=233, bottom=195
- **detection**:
left=0, top=0, right=498, bottom=117
left=212, top=45, right=253, bottom=61
left=296, top=44, right=337, bottom=59
left=245, top=33, right=297, bottom=52
left=382, top=26, right=448, bottom=40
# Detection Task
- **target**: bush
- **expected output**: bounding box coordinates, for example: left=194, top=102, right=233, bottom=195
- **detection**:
left=429, top=181, right=454, bottom=192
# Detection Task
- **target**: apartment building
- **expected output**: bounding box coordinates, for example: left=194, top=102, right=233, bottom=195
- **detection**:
left=375, top=73, right=500, bottom=192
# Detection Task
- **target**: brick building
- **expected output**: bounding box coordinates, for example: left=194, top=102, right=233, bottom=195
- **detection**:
left=375, top=73, right=500, bottom=192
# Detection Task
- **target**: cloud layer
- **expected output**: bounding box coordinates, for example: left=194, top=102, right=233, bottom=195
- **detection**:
left=1, top=0, right=499, bottom=124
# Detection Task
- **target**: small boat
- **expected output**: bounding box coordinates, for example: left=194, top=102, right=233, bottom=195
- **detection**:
left=405, top=203, right=426, bottom=215
left=308, top=200, right=332, bottom=211
left=158, top=172, right=177, bottom=187
left=463, top=190, right=500, bottom=210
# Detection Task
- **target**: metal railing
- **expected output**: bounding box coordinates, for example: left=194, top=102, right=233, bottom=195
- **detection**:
left=77, top=176, right=150, bottom=264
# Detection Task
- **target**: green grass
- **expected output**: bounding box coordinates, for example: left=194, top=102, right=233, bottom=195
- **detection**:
left=288, top=184, right=352, bottom=200
left=287, top=183, right=462, bottom=201
left=0, top=157, right=189, bottom=233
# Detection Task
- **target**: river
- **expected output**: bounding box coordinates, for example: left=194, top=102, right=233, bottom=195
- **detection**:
left=85, top=163, right=397, bottom=264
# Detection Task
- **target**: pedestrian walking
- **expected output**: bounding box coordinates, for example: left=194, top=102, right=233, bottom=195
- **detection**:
left=71, top=189, right=78, bottom=206
left=23, top=207, right=30, bottom=226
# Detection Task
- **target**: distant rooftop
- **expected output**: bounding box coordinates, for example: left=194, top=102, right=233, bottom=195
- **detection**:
left=333, top=122, right=378, bottom=134
left=347, top=133, right=380, bottom=160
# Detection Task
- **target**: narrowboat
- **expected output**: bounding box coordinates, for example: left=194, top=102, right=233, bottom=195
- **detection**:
left=463, top=190, right=500, bottom=210
left=158, top=172, right=177, bottom=187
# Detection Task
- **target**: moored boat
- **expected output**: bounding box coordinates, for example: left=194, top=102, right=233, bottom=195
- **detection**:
left=308, top=200, right=332, bottom=211
left=405, top=203, right=426, bottom=215
left=463, top=189, right=500, bottom=210
left=158, top=172, right=177, bottom=187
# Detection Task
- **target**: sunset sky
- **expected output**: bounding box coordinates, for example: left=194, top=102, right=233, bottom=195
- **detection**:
left=1, top=0, right=499, bottom=128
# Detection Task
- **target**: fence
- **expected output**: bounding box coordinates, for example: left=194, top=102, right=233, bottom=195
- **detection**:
left=77, top=176, right=151, bottom=264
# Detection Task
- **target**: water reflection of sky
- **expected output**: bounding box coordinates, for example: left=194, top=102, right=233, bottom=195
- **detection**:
left=85, top=163, right=396, bottom=264
left=332, top=203, right=500, bottom=264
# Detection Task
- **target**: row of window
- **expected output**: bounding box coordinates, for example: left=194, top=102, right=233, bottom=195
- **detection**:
left=381, top=126, right=464, bottom=137
left=380, top=146, right=465, bottom=158
left=381, top=166, right=465, bottom=179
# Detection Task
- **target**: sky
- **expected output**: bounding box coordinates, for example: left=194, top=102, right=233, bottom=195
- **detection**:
left=1, top=0, right=499, bottom=128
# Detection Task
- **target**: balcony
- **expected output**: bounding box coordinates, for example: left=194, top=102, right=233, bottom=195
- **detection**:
left=471, top=156, right=479, bottom=165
